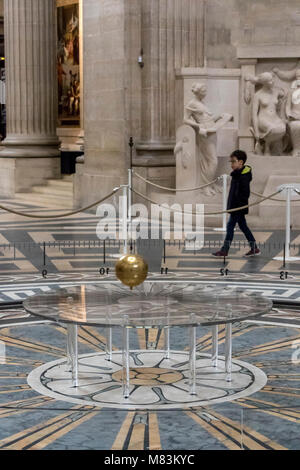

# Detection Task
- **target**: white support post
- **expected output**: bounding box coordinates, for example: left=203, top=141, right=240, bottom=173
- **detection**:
left=214, top=174, right=228, bottom=232
left=286, top=187, right=291, bottom=260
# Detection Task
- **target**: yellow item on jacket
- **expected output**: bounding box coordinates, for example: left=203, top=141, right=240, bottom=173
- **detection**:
left=242, top=165, right=252, bottom=175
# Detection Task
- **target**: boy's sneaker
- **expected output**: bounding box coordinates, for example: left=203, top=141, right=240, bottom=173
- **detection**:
left=244, top=248, right=260, bottom=257
left=212, top=250, right=228, bottom=257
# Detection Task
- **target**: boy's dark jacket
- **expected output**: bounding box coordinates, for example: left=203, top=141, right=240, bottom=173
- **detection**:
left=227, top=165, right=252, bottom=215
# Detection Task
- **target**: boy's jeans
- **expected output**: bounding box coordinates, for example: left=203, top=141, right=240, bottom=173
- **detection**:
left=221, top=213, right=256, bottom=253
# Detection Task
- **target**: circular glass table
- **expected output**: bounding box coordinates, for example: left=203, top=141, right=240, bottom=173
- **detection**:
left=24, top=282, right=272, bottom=398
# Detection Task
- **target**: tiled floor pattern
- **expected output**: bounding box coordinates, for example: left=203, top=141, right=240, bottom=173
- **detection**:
left=0, top=197, right=299, bottom=277
left=0, top=198, right=299, bottom=449
left=0, top=315, right=299, bottom=450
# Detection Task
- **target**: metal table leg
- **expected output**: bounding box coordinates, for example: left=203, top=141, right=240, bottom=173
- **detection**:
left=66, top=324, right=78, bottom=387
left=225, top=304, right=232, bottom=382
left=164, top=326, right=170, bottom=359
left=189, top=313, right=197, bottom=395
left=211, top=325, right=218, bottom=368
left=106, top=327, right=112, bottom=361
left=122, top=315, right=130, bottom=398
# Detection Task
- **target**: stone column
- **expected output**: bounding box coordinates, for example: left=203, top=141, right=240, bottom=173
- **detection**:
left=75, top=0, right=85, bottom=155
left=140, top=0, right=205, bottom=147
left=134, top=0, right=205, bottom=196
left=74, top=0, right=142, bottom=208
left=0, top=0, right=60, bottom=196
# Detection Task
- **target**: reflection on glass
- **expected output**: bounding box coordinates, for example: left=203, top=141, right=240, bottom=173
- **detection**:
left=23, top=282, right=272, bottom=328
left=0, top=340, right=6, bottom=364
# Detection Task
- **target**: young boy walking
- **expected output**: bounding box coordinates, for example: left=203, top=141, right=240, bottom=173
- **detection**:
left=212, top=149, right=260, bottom=257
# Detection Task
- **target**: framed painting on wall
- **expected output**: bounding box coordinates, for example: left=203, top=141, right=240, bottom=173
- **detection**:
left=57, top=0, right=80, bottom=127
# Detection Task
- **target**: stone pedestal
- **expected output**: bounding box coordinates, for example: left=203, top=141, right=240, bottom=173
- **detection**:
left=0, top=0, right=60, bottom=197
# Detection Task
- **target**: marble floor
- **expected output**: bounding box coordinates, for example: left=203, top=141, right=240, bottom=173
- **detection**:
left=0, top=197, right=299, bottom=450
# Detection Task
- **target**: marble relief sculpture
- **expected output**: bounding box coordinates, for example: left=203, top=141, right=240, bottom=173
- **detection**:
left=175, top=82, right=232, bottom=196
left=245, top=72, right=286, bottom=156
left=273, top=65, right=300, bottom=156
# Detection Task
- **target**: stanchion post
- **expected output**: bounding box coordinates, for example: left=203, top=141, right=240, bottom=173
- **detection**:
left=214, top=174, right=228, bottom=232
left=222, top=174, right=228, bottom=231
left=273, top=184, right=300, bottom=262
left=285, top=187, right=291, bottom=261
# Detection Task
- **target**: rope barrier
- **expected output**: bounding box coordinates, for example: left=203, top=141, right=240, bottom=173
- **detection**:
left=133, top=171, right=219, bottom=192
left=134, top=170, right=300, bottom=203
left=251, top=190, right=300, bottom=203
left=0, top=187, right=121, bottom=219
left=251, top=190, right=285, bottom=202
left=131, top=187, right=283, bottom=216
left=1, top=169, right=299, bottom=221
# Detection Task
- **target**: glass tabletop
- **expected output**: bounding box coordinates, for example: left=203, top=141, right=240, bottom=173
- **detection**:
left=23, top=282, right=273, bottom=328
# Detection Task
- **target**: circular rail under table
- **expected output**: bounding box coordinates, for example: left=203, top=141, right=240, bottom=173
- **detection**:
left=24, top=282, right=272, bottom=407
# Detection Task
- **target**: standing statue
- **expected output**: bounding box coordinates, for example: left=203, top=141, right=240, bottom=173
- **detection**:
left=175, top=82, right=232, bottom=196
left=245, top=72, right=286, bottom=156
left=273, top=65, right=300, bottom=156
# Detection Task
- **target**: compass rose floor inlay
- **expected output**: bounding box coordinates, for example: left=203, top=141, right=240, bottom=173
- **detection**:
left=27, top=351, right=267, bottom=410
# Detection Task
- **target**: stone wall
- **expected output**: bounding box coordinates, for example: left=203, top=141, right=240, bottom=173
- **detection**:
left=206, top=0, right=300, bottom=68
left=76, top=0, right=300, bottom=208
left=0, top=1, right=4, bottom=41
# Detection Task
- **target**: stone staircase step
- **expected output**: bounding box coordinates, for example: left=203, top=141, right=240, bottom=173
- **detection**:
left=46, top=179, right=73, bottom=190
left=62, top=174, right=73, bottom=182
left=14, top=174, right=74, bottom=209
left=15, top=193, right=73, bottom=209
left=32, top=185, right=72, bottom=197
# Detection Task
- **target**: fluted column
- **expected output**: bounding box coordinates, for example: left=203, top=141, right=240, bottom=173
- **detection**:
left=140, top=0, right=204, bottom=145
left=2, top=0, right=59, bottom=157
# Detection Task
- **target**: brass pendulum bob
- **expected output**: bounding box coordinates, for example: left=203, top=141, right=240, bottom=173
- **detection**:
left=115, top=254, right=148, bottom=290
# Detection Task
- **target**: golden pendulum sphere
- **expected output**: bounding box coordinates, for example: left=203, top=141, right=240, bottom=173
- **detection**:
left=115, top=254, right=148, bottom=290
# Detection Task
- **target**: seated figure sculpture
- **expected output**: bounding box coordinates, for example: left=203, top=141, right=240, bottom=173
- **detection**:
left=273, top=65, right=300, bottom=156
left=175, top=82, right=232, bottom=196
left=245, top=72, right=286, bottom=156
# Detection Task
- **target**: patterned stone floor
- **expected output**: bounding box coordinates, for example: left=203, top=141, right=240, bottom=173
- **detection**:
left=0, top=300, right=299, bottom=450
left=0, top=197, right=299, bottom=277
left=0, top=198, right=299, bottom=449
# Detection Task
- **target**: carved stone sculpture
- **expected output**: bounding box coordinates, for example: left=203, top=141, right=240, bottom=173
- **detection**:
left=273, top=65, right=300, bottom=156
left=175, top=82, right=232, bottom=196
left=245, top=72, right=286, bottom=156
